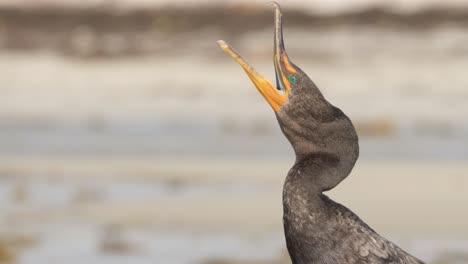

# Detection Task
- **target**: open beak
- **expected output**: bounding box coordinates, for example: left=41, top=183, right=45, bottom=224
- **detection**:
left=217, top=2, right=293, bottom=112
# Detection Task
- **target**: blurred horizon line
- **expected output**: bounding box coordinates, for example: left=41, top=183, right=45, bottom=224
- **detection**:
left=2, top=3, right=468, bottom=26
left=2, top=3, right=468, bottom=59
left=2, top=0, right=468, bottom=13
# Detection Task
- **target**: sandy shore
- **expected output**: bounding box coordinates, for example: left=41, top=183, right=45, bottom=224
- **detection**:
left=2, top=158, right=467, bottom=238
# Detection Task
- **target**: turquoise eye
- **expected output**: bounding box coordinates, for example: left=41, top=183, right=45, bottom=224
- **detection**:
left=288, top=74, right=298, bottom=84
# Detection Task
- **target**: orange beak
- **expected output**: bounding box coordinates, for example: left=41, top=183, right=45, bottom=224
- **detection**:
left=217, top=3, right=292, bottom=112
left=217, top=40, right=287, bottom=112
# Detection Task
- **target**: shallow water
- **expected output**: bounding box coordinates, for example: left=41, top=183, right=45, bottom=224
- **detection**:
left=1, top=176, right=467, bottom=264
left=0, top=117, right=466, bottom=161
left=1, top=26, right=468, bottom=161
left=18, top=225, right=468, bottom=264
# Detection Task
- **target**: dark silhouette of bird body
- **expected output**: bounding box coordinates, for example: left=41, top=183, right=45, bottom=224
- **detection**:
left=218, top=3, right=425, bottom=264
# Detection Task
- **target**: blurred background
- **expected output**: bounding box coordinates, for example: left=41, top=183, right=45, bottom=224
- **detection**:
left=0, top=0, right=467, bottom=263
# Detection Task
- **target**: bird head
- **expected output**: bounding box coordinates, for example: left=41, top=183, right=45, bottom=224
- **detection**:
left=218, top=3, right=359, bottom=163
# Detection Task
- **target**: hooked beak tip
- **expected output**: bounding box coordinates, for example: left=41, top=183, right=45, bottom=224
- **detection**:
left=267, top=1, right=281, bottom=9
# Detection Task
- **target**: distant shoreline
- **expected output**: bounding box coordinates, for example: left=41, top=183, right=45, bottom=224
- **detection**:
left=2, top=6, right=468, bottom=58
left=4, top=5, right=468, bottom=31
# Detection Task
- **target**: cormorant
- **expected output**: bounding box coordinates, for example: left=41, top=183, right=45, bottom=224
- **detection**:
left=217, top=3, right=425, bottom=264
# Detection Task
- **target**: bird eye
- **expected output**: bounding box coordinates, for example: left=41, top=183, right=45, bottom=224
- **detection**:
left=288, top=74, right=298, bottom=84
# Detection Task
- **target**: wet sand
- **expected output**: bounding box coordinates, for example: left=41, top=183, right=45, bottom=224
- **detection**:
left=2, top=158, right=467, bottom=237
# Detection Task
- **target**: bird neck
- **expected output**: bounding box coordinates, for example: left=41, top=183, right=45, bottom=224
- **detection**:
left=282, top=152, right=356, bottom=233
left=287, top=151, right=356, bottom=195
